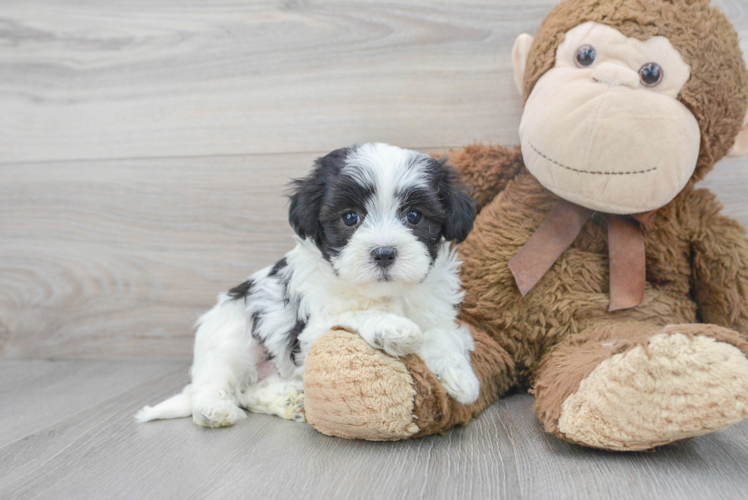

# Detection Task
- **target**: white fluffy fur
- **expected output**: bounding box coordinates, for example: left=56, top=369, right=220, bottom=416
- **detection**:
left=136, top=143, right=479, bottom=428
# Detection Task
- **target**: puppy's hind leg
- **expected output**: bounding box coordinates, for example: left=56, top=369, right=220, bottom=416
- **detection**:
left=238, top=374, right=306, bottom=422
left=189, top=299, right=263, bottom=428
left=135, top=385, right=194, bottom=423
left=191, top=386, right=248, bottom=428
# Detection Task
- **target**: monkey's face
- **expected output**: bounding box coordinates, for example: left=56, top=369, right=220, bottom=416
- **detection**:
left=517, top=22, right=701, bottom=214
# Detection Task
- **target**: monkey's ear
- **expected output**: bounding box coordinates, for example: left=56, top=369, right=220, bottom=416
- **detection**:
left=727, top=110, right=748, bottom=158
left=512, top=34, right=534, bottom=96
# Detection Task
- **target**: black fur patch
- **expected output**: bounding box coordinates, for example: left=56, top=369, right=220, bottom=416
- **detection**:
left=227, top=279, right=254, bottom=302
left=268, top=257, right=288, bottom=277
left=288, top=146, right=374, bottom=261
left=288, top=147, right=349, bottom=247
left=398, top=188, right=446, bottom=260
left=430, top=157, right=476, bottom=244
left=281, top=274, right=292, bottom=307
left=288, top=318, right=307, bottom=365
left=396, top=157, right=476, bottom=259
left=317, top=176, right=374, bottom=259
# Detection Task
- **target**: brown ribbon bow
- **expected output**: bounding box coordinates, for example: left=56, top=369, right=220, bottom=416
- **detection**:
left=508, top=199, right=656, bottom=312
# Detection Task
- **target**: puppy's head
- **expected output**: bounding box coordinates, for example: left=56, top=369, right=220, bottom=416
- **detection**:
left=289, top=143, right=476, bottom=293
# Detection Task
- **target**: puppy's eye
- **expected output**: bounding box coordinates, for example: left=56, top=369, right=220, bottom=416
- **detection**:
left=405, top=210, right=422, bottom=225
left=639, top=62, right=663, bottom=87
left=342, top=211, right=360, bottom=227
left=575, top=45, right=596, bottom=67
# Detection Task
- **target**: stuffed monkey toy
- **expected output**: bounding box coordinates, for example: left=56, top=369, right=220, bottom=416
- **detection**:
left=301, top=0, right=748, bottom=451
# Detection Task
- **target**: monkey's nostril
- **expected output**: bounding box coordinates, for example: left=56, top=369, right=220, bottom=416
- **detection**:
left=371, top=247, right=398, bottom=268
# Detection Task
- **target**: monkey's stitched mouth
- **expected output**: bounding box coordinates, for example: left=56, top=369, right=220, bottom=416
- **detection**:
left=530, top=143, right=658, bottom=176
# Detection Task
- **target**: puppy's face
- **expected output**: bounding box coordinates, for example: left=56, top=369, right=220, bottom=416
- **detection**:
left=289, top=143, right=476, bottom=293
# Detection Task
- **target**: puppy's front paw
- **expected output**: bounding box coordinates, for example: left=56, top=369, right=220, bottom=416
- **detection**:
left=367, top=316, right=423, bottom=357
left=192, top=390, right=246, bottom=428
left=438, top=365, right=480, bottom=405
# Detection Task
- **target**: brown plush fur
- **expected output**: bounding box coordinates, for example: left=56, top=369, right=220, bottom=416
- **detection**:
left=533, top=321, right=748, bottom=441
left=301, top=0, right=748, bottom=449
left=303, top=327, right=420, bottom=440
left=445, top=144, right=525, bottom=210
left=532, top=320, right=665, bottom=438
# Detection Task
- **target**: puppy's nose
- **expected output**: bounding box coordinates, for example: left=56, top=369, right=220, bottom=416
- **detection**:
left=371, top=247, right=397, bottom=269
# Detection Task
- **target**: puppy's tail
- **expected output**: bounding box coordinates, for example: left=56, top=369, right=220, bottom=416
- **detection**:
left=135, top=385, right=193, bottom=423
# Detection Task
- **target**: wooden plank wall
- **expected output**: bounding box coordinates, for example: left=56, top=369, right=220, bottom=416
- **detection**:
left=2, top=0, right=747, bottom=359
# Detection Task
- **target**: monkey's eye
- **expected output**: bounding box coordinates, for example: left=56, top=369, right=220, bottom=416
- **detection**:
left=342, top=211, right=360, bottom=227
left=639, top=63, right=663, bottom=87
left=405, top=210, right=422, bottom=225
left=575, top=45, right=596, bottom=67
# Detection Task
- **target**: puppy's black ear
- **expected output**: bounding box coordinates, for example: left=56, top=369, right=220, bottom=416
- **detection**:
left=288, top=147, right=348, bottom=243
left=288, top=175, right=323, bottom=243
left=435, top=157, right=477, bottom=243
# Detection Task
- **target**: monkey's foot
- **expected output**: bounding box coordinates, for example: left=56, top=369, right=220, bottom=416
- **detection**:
left=557, top=330, right=748, bottom=451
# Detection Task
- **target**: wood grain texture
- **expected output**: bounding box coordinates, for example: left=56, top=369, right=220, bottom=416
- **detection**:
left=0, top=0, right=543, bottom=163
left=0, top=154, right=312, bottom=359
left=0, top=359, right=188, bottom=447
left=2, top=360, right=748, bottom=500
left=1, top=0, right=748, bottom=360
left=2, top=0, right=743, bottom=164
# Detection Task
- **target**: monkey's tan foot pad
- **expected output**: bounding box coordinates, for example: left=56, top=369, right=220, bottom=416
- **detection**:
left=557, top=333, right=748, bottom=451
left=303, top=329, right=419, bottom=441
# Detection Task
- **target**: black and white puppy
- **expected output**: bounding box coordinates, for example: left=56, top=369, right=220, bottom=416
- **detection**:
left=136, top=143, right=479, bottom=428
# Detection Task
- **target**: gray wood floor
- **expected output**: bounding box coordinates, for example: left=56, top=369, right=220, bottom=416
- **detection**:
left=3, top=1, right=748, bottom=498
left=2, top=360, right=748, bottom=500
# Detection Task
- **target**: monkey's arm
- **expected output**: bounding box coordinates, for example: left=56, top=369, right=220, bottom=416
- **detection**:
left=444, top=144, right=524, bottom=210
left=690, top=190, right=748, bottom=336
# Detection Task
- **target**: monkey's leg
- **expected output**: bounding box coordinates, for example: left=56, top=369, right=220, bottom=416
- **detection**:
left=302, top=323, right=515, bottom=440
left=534, top=321, right=748, bottom=451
